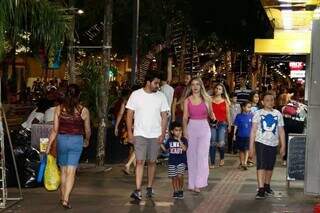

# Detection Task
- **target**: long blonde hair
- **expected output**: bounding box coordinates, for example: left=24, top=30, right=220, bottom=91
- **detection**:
left=213, top=83, right=231, bottom=105
left=183, top=77, right=212, bottom=104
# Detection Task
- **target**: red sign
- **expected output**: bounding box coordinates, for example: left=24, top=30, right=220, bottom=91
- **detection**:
left=289, top=62, right=304, bottom=71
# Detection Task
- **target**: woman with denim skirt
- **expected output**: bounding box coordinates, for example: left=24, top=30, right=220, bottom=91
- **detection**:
left=46, top=84, right=91, bottom=209
left=210, top=83, right=231, bottom=169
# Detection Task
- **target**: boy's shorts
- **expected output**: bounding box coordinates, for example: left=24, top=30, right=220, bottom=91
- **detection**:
left=255, top=142, right=277, bottom=170
left=236, top=137, right=250, bottom=151
left=168, top=163, right=186, bottom=177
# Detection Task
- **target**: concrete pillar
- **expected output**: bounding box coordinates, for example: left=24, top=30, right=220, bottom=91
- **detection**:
left=305, top=55, right=310, bottom=102
left=305, top=20, right=320, bottom=195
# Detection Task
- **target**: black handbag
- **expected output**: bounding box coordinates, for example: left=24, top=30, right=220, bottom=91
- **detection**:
left=205, top=101, right=217, bottom=128
left=209, top=119, right=218, bottom=128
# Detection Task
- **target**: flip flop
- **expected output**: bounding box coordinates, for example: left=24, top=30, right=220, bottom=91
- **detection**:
left=61, top=200, right=72, bottom=209
left=122, top=167, right=131, bottom=175
left=194, top=189, right=201, bottom=194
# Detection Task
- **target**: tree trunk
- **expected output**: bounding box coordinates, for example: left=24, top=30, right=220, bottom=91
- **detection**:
left=1, top=62, right=8, bottom=103
left=68, top=0, right=76, bottom=83
left=96, top=0, right=113, bottom=166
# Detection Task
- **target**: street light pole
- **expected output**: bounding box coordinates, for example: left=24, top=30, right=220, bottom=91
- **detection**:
left=131, top=0, right=139, bottom=86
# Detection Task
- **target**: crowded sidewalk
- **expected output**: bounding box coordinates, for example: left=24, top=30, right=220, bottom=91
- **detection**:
left=5, top=154, right=317, bottom=213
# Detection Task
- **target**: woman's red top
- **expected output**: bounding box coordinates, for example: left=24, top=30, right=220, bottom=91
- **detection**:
left=212, top=100, right=227, bottom=122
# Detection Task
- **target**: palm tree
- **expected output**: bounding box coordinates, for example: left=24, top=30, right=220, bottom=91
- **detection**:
left=0, top=0, right=72, bottom=62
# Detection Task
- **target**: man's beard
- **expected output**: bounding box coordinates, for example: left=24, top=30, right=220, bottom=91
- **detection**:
left=151, top=87, right=159, bottom=92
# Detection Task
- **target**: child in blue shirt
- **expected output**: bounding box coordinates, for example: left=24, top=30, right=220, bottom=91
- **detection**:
left=234, top=101, right=253, bottom=170
left=162, top=121, right=188, bottom=199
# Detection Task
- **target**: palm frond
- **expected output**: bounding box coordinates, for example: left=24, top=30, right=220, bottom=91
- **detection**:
left=29, top=1, right=72, bottom=50
left=0, top=0, right=15, bottom=60
left=0, top=0, right=72, bottom=61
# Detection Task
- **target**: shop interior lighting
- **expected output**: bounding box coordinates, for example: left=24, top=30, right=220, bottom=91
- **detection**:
left=282, top=9, right=293, bottom=30
left=278, top=0, right=308, bottom=3
left=280, top=3, right=292, bottom=7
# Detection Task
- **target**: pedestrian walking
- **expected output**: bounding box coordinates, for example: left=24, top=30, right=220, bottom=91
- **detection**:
left=160, top=71, right=174, bottom=129
left=46, top=84, right=91, bottom=209
left=160, top=72, right=174, bottom=113
left=233, top=101, right=253, bottom=170
left=249, top=93, right=285, bottom=199
left=126, top=71, right=169, bottom=201
left=277, top=87, right=289, bottom=111
left=162, top=121, right=188, bottom=199
left=114, top=89, right=136, bottom=175
left=228, top=93, right=241, bottom=154
left=250, top=91, right=260, bottom=114
left=172, top=74, right=191, bottom=123
left=247, top=90, right=261, bottom=167
left=234, top=77, right=251, bottom=104
left=182, top=77, right=215, bottom=193
left=210, top=83, right=231, bottom=168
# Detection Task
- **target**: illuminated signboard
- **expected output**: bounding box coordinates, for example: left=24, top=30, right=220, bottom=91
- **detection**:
left=289, top=62, right=304, bottom=71
left=290, top=70, right=305, bottom=78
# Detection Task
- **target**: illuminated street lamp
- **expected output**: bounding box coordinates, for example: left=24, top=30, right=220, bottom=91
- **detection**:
left=77, top=9, right=84, bottom=14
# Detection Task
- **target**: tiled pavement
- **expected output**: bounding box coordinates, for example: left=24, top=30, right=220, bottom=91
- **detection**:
left=3, top=155, right=319, bottom=213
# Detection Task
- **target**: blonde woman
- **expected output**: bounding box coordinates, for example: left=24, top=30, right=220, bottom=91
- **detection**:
left=183, top=77, right=215, bottom=193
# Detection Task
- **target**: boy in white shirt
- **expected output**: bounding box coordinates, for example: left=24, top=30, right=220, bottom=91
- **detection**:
left=249, top=93, right=285, bottom=199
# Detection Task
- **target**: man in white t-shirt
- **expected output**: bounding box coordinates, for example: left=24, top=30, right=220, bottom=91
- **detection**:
left=126, top=70, right=169, bottom=201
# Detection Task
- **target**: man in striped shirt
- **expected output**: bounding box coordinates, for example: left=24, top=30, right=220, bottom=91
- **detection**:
left=235, top=77, right=251, bottom=104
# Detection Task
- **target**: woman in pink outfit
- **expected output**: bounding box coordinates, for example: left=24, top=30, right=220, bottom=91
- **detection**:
left=183, top=77, right=215, bottom=193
